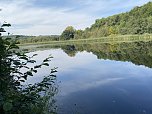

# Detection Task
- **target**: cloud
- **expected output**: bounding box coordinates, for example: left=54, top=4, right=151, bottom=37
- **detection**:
left=0, top=0, right=151, bottom=35
left=71, top=0, right=151, bottom=17
left=0, top=0, right=95, bottom=35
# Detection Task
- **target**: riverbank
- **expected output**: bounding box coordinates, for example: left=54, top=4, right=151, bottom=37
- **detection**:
left=18, top=34, right=152, bottom=46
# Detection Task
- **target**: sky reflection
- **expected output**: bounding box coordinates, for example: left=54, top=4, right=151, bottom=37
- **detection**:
left=25, top=48, right=152, bottom=114
left=26, top=49, right=152, bottom=95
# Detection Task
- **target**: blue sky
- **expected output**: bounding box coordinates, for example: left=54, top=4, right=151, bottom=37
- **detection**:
left=0, top=0, right=151, bottom=35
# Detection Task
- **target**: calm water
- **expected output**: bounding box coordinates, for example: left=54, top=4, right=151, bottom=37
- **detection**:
left=25, top=42, right=152, bottom=114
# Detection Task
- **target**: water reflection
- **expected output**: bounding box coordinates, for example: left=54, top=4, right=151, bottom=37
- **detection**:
left=23, top=41, right=152, bottom=114
left=34, top=41, right=152, bottom=68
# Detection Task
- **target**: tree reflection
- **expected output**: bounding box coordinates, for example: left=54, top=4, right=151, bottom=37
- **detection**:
left=38, top=41, right=152, bottom=68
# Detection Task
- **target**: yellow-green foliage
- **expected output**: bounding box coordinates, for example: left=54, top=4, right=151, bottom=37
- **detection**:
left=63, top=2, right=152, bottom=39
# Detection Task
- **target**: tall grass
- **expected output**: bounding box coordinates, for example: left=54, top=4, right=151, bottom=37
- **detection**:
left=19, top=34, right=152, bottom=46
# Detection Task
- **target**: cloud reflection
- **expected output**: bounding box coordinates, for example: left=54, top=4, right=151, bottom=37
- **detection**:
left=25, top=49, right=152, bottom=97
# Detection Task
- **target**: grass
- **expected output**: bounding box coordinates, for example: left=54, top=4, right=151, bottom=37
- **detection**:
left=18, top=34, right=152, bottom=46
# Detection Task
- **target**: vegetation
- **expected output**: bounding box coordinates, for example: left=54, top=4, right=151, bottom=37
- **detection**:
left=60, top=26, right=75, bottom=40
left=2, top=2, right=152, bottom=113
left=62, top=2, right=152, bottom=40
left=0, top=24, right=57, bottom=114
left=17, top=2, right=152, bottom=44
left=38, top=41, right=152, bottom=68
left=18, top=35, right=60, bottom=44
left=19, top=34, right=152, bottom=46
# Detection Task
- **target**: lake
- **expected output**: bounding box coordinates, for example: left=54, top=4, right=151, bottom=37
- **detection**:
left=24, top=41, right=152, bottom=114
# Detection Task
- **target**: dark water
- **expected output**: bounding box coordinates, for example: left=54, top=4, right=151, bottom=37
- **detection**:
left=26, top=42, right=152, bottom=114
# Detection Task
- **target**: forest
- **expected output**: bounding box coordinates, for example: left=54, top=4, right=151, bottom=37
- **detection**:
left=61, top=2, right=152, bottom=40
left=17, top=2, right=152, bottom=44
left=17, top=35, right=60, bottom=44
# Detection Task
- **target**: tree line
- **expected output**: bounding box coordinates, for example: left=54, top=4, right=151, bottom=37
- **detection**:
left=18, top=2, right=152, bottom=43
left=18, top=35, right=60, bottom=44
left=61, top=2, right=152, bottom=40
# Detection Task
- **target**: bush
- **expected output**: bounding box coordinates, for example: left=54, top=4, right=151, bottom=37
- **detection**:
left=0, top=24, right=58, bottom=114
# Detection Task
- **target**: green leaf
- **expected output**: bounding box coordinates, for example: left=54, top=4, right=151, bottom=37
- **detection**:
left=15, top=81, right=20, bottom=86
left=1, top=23, right=11, bottom=27
left=34, top=65, right=41, bottom=69
left=14, top=61, right=21, bottom=65
left=51, top=70, right=57, bottom=73
left=0, top=28, right=6, bottom=32
left=10, top=45, right=19, bottom=49
left=32, top=54, right=38, bottom=57
left=28, top=60, right=36, bottom=63
left=43, top=63, right=49, bottom=66
left=22, top=75, right=27, bottom=80
left=3, top=102, right=13, bottom=111
left=43, top=59, right=49, bottom=62
left=33, top=70, right=37, bottom=73
left=4, top=40, right=10, bottom=45
left=20, top=57, right=28, bottom=60
left=27, top=71, right=33, bottom=76
left=49, top=74, right=56, bottom=77
left=19, top=80, right=25, bottom=82
left=5, top=37, right=11, bottom=40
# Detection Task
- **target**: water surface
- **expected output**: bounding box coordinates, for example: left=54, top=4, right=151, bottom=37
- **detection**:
left=25, top=42, right=152, bottom=114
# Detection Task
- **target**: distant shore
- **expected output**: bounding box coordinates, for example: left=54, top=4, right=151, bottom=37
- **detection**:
left=18, top=34, right=152, bottom=46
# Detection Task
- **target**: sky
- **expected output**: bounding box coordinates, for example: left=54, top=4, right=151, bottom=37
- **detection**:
left=0, top=0, right=151, bottom=36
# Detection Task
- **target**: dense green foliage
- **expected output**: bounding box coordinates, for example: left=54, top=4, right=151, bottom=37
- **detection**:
left=0, top=25, right=57, bottom=114
left=18, top=2, right=152, bottom=44
left=60, top=26, right=75, bottom=40
left=62, top=2, right=152, bottom=40
left=18, top=35, right=60, bottom=44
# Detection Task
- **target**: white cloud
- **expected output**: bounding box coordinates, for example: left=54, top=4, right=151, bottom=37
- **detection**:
left=0, top=0, right=151, bottom=35
left=0, top=0, right=94, bottom=35
left=73, top=0, right=151, bottom=17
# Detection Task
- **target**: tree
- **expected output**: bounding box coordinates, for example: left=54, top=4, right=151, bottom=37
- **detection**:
left=61, top=26, right=75, bottom=40
left=74, top=29, right=83, bottom=39
left=108, top=27, right=118, bottom=35
left=67, top=2, right=152, bottom=39
left=0, top=23, right=58, bottom=114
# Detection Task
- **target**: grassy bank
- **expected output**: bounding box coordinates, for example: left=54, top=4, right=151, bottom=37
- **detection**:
left=18, top=34, right=152, bottom=46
